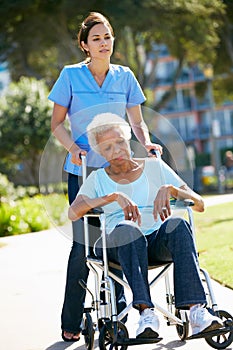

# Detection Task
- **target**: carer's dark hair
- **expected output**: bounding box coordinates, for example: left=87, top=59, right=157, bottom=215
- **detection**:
left=78, top=12, right=114, bottom=57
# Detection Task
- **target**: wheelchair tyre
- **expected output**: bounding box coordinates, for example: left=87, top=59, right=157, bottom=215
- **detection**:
left=99, top=321, right=129, bottom=350
left=175, top=309, right=189, bottom=340
left=205, top=310, right=233, bottom=349
left=82, top=312, right=95, bottom=350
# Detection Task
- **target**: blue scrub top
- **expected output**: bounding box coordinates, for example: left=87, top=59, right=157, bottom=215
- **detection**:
left=48, top=62, right=146, bottom=175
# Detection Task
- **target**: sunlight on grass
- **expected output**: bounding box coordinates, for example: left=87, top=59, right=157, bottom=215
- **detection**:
left=194, top=203, right=233, bottom=289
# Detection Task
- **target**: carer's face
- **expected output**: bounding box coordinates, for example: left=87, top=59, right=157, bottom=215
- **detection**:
left=82, top=23, right=114, bottom=60
left=96, top=128, right=131, bottom=163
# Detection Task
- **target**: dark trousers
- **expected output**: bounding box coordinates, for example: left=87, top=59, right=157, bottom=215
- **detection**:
left=95, top=219, right=207, bottom=311
left=61, top=173, right=126, bottom=333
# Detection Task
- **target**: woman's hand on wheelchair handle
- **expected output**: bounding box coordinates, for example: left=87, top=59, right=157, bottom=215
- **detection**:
left=70, top=147, right=87, bottom=166
left=145, top=143, right=163, bottom=156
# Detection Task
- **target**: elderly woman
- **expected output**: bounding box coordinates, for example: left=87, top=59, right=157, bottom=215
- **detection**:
left=68, top=113, right=223, bottom=339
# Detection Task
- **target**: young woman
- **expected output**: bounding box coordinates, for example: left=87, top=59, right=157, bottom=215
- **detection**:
left=69, top=113, right=223, bottom=339
left=48, top=12, right=162, bottom=341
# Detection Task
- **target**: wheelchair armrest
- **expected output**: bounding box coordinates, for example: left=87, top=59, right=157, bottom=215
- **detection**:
left=170, top=198, right=194, bottom=208
left=85, top=207, right=104, bottom=217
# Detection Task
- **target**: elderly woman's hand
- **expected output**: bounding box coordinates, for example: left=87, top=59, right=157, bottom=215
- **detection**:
left=153, top=185, right=173, bottom=222
left=116, top=192, right=141, bottom=225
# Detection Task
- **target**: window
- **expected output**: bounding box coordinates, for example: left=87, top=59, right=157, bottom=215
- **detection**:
left=170, top=115, right=196, bottom=141
left=199, top=112, right=211, bottom=138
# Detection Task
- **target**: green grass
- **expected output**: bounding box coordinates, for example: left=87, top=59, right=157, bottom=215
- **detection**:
left=194, top=203, right=233, bottom=289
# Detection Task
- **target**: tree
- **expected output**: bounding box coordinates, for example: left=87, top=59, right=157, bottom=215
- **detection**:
left=0, top=0, right=231, bottom=107
left=0, top=77, right=54, bottom=185
left=211, top=0, right=233, bottom=104
left=108, top=0, right=226, bottom=109
left=0, top=1, right=225, bottom=80
left=0, top=0, right=85, bottom=83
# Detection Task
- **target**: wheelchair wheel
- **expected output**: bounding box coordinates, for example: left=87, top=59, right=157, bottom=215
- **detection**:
left=175, top=309, right=189, bottom=340
left=205, top=310, right=233, bottom=349
left=99, top=321, right=129, bottom=350
left=82, top=312, right=95, bottom=350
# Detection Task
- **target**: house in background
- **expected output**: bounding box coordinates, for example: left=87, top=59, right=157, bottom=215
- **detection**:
left=145, top=43, right=233, bottom=192
left=149, top=43, right=233, bottom=164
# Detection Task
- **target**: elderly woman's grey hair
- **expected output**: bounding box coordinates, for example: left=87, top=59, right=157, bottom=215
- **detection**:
left=87, top=113, right=131, bottom=153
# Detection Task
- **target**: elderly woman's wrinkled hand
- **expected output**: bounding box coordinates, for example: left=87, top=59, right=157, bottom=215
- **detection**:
left=153, top=185, right=173, bottom=222
left=116, top=192, right=141, bottom=226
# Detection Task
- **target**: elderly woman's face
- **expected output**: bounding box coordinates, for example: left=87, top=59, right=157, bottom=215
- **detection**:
left=96, top=127, right=131, bottom=162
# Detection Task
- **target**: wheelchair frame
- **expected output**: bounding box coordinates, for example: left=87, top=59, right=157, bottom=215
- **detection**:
left=79, top=155, right=233, bottom=350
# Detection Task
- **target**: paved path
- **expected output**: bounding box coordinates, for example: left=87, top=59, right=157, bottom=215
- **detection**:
left=204, top=193, right=233, bottom=207
left=0, top=194, right=232, bottom=350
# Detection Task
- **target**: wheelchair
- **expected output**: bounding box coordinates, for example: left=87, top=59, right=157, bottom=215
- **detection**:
left=79, top=156, right=233, bottom=350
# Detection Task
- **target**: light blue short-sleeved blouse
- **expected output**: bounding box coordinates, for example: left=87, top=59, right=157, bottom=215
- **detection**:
left=78, top=158, right=185, bottom=235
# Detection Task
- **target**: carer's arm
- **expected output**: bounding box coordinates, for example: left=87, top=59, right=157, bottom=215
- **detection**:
left=51, top=103, right=86, bottom=165
left=127, top=105, right=162, bottom=154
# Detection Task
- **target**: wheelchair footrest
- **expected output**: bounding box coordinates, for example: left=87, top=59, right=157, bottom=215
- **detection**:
left=187, top=325, right=233, bottom=340
left=116, top=337, right=162, bottom=345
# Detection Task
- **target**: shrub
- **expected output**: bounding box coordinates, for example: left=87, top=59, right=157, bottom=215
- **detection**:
left=0, top=193, right=68, bottom=237
left=16, top=196, right=51, bottom=232
left=41, top=193, right=68, bottom=226
left=0, top=172, right=69, bottom=237
left=0, top=173, right=16, bottom=202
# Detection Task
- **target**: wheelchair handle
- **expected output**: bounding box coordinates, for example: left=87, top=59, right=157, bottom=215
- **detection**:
left=149, top=149, right=161, bottom=158
left=81, top=154, right=87, bottom=181
left=80, top=154, right=104, bottom=215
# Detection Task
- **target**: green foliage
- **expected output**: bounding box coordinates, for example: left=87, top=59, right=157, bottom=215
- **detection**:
left=0, top=201, right=33, bottom=236
left=214, top=74, right=233, bottom=105
left=1, top=0, right=232, bottom=108
left=0, top=193, right=68, bottom=237
left=0, top=0, right=80, bottom=82
left=147, top=0, right=223, bottom=63
left=0, top=0, right=226, bottom=85
left=17, top=196, right=51, bottom=232
left=195, top=153, right=211, bottom=167
left=0, top=172, right=68, bottom=237
left=0, top=173, right=16, bottom=201
left=214, top=0, right=233, bottom=74
left=41, top=193, right=68, bottom=226
left=0, top=77, right=53, bottom=185
left=108, top=1, right=227, bottom=108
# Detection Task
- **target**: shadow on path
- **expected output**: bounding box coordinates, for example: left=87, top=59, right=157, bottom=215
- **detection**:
left=154, top=339, right=188, bottom=350
left=45, top=339, right=99, bottom=350
left=45, top=338, right=189, bottom=350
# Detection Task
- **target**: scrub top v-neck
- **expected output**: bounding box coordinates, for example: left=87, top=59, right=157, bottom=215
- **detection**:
left=84, top=64, right=113, bottom=91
